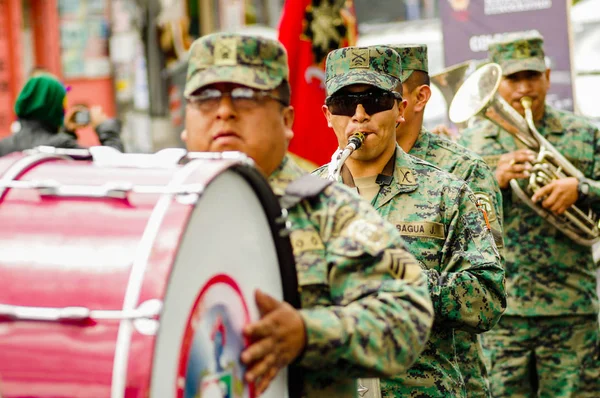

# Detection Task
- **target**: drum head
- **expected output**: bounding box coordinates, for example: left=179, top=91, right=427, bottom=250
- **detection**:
left=150, top=166, right=298, bottom=398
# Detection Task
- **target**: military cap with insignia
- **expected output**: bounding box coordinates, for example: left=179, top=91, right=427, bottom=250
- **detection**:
left=324, top=46, right=403, bottom=96
left=387, top=44, right=428, bottom=82
left=184, top=32, right=289, bottom=97
left=488, top=34, right=547, bottom=76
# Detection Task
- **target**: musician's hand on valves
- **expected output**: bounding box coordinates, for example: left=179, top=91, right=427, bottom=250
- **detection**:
left=531, top=177, right=579, bottom=215
left=241, top=289, right=306, bottom=395
left=495, top=149, right=536, bottom=189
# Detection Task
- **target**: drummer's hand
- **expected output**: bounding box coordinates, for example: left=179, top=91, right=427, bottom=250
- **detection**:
left=531, top=177, right=579, bottom=215
left=241, top=289, right=306, bottom=395
left=495, top=149, right=536, bottom=189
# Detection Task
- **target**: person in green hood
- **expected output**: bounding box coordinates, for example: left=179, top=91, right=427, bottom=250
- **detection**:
left=0, top=75, right=123, bottom=156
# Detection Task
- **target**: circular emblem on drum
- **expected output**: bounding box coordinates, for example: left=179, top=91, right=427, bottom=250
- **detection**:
left=177, top=274, right=254, bottom=398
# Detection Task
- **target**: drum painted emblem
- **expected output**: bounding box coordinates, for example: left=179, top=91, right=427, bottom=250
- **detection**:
left=178, top=274, right=254, bottom=398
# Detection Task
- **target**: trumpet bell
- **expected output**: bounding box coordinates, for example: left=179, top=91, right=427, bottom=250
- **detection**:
left=449, top=63, right=502, bottom=125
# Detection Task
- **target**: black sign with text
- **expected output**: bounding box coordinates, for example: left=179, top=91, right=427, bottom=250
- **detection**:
left=440, top=0, right=575, bottom=111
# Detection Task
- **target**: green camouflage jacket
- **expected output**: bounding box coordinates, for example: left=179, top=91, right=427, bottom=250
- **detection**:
left=270, top=155, right=434, bottom=398
left=459, top=105, right=600, bottom=317
left=314, top=147, right=506, bottom=397
left=410, top=128, right=504, bottom=397
left=411, top=128, right=504, bottom=248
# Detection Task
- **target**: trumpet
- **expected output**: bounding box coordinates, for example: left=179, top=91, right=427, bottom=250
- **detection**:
left=327, top=132, right=366, bottom=181
left=449, top=63, right=600, bottom=246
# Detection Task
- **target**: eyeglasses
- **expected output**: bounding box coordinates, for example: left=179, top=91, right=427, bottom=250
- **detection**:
left=186, top=87, right=288, bottom=111
left=325, top=89, right=403, bottom=116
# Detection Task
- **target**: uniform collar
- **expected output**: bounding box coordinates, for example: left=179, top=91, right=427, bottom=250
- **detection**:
left=407, top=127, right=430, bottom=159
left=537, top=105, right=564, bottom=134
left=333, top=145, right=419, bottom=208
left=268, top=155, right=305, bottom=196
left=372, top=145, right=419, bottom=210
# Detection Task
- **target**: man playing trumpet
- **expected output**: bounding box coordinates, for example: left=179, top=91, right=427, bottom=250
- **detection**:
left=459, top=35, right=600, bottom=397
left=314, top=45, right=506, bottom=397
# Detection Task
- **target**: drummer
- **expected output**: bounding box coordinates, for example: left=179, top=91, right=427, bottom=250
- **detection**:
left=181, top=32, right=435, bottom=397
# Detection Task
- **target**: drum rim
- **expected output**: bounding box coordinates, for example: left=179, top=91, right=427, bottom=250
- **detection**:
left=231, top=164, right=304, bottom=398
left=232, top=164, right=300, bottom=309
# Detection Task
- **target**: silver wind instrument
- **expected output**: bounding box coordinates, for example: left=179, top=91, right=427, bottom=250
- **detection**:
left=327, top=132, right=366, bottom=181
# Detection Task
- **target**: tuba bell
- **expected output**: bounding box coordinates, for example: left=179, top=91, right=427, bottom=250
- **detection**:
left=431, top=59, right=487, bottom=129
left=449, top=63, right=600, bottom=246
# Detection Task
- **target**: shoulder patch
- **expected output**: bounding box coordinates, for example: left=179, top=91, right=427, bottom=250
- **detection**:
left=471, top=192, right=492, bottom=230
left=345, top=219, right=386, bottom=252
left=473, top=192, right=497, bottom=222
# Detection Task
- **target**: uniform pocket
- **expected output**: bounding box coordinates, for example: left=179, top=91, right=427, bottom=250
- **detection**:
left=290, top=228, right=332, bottom=308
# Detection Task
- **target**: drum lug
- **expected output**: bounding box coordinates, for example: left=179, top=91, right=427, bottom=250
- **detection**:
left=0, top=180, right=205, bottom=200
left=275, top=208, right=289, bottom=224
left=276, top=208, right=292, bottom=237
left=357, top=378, right=382, bottom=398
left=25, top=146, right=93, bottom=159
left=37, top=181, right=132, bottom=199
left=0, top=299, right=163, bottom=325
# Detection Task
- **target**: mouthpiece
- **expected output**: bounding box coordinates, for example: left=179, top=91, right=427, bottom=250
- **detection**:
left=327, top=132, right=367, bottom=181
left=521, top=96, right=533, bottom=109
left=347, top=132, right=366, bottom=150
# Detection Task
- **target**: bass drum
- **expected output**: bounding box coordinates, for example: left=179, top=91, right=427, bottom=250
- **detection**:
left=0, top=147, right=301, bottom=398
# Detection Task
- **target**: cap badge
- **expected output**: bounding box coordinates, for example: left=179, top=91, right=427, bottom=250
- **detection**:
left=214, top=38, right=238, bottom=66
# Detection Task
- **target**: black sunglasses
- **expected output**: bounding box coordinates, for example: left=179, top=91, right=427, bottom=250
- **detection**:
left=325, top=89, right=403, bottom=116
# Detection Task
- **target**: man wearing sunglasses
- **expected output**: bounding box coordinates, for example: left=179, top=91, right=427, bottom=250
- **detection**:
left=391, top=44, right=504, bottom=398
left=182, top=32, right=435, bottom=397
left=313, top=46, right=505, bottom=397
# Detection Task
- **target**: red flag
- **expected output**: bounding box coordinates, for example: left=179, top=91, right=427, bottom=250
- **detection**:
left=278, top=0, right=358, bottom=167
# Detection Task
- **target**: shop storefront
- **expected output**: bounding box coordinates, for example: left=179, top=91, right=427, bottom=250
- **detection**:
left=0, top=0, right=116, bottom=145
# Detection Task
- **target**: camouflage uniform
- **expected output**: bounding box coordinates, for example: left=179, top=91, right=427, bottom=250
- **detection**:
left=393, top=44, right=505, bottom=398
left=317, top=46, right=506, bottom=397
left=185, top=33, right=435, bottom=398
left=458, top=36, right=600, bottom=397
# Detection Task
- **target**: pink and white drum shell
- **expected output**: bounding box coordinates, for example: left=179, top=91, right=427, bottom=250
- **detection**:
left=0, top=147, right=296, bottom=398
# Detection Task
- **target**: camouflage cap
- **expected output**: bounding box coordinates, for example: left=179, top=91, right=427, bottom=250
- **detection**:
left=388, top=44, right=428, bottom=82
left=488, top=36, right=546, bottom=76
left=325, top=46, right=402, bottom=96
left=184, top=32, right=288, bottom=97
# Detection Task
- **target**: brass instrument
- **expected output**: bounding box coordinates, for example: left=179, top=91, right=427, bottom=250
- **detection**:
left=431, top=59, right=487, bottom=129
left=327, top=132, right=366, bottom=181
left=449, top=63, right=600, bottom=246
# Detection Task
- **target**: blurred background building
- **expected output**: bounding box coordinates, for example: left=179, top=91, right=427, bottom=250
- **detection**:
left=0, top=0, right=598, bottom=152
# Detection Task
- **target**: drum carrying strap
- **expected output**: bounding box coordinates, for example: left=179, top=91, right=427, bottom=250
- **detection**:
left=279, top=174, right=333, bottom=210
